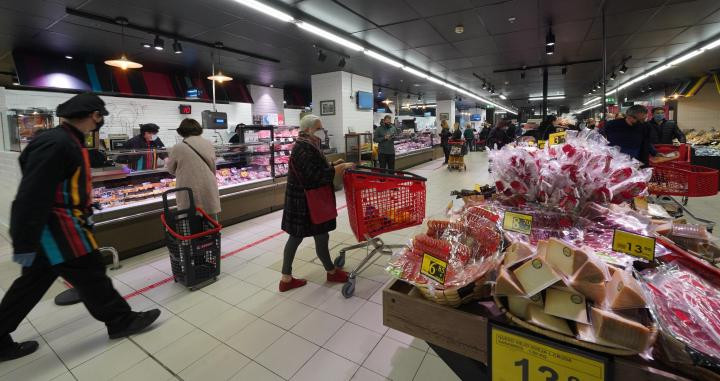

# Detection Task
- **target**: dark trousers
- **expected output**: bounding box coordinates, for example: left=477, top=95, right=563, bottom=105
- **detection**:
left=378, top=153, right=395, bottom=171
left=0, top=252, right=132, bottom=349
left=466, top=138, right=474, bottom=152
left=282, top=233, right=335, bottom=275
left=442, top=145, right=450, bottom=163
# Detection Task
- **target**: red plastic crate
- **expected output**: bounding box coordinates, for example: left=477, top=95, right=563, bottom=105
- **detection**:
left=649, top=162, right=719, bottom=197
left=344, top=166, right=427, bottom=242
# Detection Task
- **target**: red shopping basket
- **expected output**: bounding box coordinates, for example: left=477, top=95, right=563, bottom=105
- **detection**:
left=161, top=188, right=222, bottom=289
left=648, top=162, right=719, bottom=197
left=650, top=144, right=690, bottom=165
left=344, top=166, right=427, bottom=242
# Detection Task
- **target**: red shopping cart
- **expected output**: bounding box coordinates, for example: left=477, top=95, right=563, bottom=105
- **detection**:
left=336, top=166, right=427, bottom=297
left=161, top=188, right=222, bottom=290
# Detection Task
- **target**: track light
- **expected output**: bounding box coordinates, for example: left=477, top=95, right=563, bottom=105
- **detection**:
left=418, top=93, right=423, bottom=100
left=482, top=81, right=487, bottom=89
left=610, top=72, right=616, bottom=80
left=338, top=57, right=346, bottom=68
left=153, top=35, right=164, bottom=51
left=377, top=87, right=383, bottom=96
left=173, top=40, right=183, bottom=54
left=142, top=42, right=151, bottom=48
left=596, top=82, right=602, bottom=89
left=546, top=27, right=555, bottom=46
left=618, top=64, right=627, bottom=74
left=545, top=45, right=554, bottom=55
left=317, top=50, right=327, bottom=62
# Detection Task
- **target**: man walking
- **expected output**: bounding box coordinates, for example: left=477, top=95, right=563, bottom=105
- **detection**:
left=0, top=93, right=160, bottom=362
left=373, top=115, right=398, bottom=170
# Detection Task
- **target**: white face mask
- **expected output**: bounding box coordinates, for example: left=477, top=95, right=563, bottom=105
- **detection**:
left=314, top=128, right=325, bottom=139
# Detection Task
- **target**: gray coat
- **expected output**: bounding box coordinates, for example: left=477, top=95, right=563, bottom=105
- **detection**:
left=167, top=136, right=221, bottom=215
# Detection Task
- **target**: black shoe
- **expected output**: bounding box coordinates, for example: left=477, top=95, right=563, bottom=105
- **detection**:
left=108, top=309, right=161, bottom=339
left=0, top=341, right=39, bottom=362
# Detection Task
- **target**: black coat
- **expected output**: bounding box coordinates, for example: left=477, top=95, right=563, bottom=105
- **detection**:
left=649, top=119, right=686, bottom=144
left=281, top=139, right=336, bottom=237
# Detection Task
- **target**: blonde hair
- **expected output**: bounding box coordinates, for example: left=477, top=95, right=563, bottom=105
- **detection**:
left=453, top=122, right=460, bottom=130
left=441, top=120, right=449, bottom=129
left=299, top=114, right=321, bottom=133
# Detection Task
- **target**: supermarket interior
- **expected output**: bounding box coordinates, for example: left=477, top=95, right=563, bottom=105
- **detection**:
left=1, top=0, right=720, bottom=380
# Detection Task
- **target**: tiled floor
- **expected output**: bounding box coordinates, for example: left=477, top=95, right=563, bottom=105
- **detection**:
left=1, top=151, right=718, bottom=380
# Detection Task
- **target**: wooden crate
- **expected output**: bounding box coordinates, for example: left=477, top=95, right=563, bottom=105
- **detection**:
left=382, top=279, right=691, bottom=381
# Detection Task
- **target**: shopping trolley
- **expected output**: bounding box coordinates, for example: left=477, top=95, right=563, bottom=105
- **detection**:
left=448, top=139, right=467, bottom=171
left=161, top=188, right=222, bottom=290
left=335, top=166, right=427, bottom=298
left=648, top=147, right=719, bottom=232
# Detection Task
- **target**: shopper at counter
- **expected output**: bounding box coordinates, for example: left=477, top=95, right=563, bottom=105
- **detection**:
left=537, top=115, right=559, bottom=140
left=279, top=115, right=353, bottom=292
left=649, top=107, right=686, bottom=144
left=602, top=105, right=656, bottom=165
left=228, top=123, right=246, bottom=144
left=122, top=123, right=167, bottom=170
left=167, top=118, right=221, bottom=219
left=452, top=122, right=462, bottom=140
left=463, top=123, right=475, bottom=152
left=374, top=115, right=398, bottom=170
left=440, top=120, right=452, bottom=164
left=0, top=93, right=160, bottom=362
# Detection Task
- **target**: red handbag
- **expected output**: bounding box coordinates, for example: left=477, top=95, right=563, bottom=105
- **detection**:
left=290, top=161, right=337, bottom=224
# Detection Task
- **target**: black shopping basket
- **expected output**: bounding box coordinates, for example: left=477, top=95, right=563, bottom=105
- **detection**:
left=161, top=188, right=222, bottom=290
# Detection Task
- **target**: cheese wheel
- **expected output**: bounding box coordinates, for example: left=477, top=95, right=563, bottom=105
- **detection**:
left=573, top=259, right=607, bottom=284
left=569, top=279, right=606, bottom=302
left=513, top=257, right=561, bottom=297
left=504, top=242, right=534, bottom=267
left=495, top=267, right=525, bottom=296
left=544, top=288, right=589, bottom=324
left=508, top=294, right=544, bottom=320
left=605, top=270, right=647, bottom=309
left=590, top=307, right=653, bottom=352
left=546, top=238, right=587, bottom=277
left=527, top=304, right=573, bottom=336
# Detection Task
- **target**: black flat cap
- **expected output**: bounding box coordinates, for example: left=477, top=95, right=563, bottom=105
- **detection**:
left=56, top=93, right=109, bottom=118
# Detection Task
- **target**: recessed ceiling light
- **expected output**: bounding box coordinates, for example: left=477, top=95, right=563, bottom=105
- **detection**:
left=153, top=35, right=164, bottom=51
left=65, top=55, right=73, bottom=60
left=455, top=24, right=464, bottom=34
left=508, top=17, right=516, bottom=23
left=269, top=84, right=274, bottom=87
left=142, top=42, right=152, bottom=48
left=413, top=83, right=420, bottom=87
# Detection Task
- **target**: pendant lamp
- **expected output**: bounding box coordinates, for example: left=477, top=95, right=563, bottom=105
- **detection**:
left=207, top=49, right=232, bottom=82
left=105, top=17, right=142, bottom=70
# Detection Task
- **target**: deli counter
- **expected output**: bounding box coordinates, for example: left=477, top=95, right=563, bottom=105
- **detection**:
left=394, top=130, right=437, bottom=170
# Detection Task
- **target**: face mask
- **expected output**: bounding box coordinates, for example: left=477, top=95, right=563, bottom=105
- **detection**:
left=314, top=128, right=324, bottom=139
left=653, top=114, right=664, bottom=122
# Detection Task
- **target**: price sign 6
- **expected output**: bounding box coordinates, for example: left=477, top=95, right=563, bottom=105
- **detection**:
left=503, top=212, right=533, bottom=235
left=611, top=229, right=656, bottom=261
left=420, top=253, right=447, bottom=284
left=490, top=324, right=608, bottom=381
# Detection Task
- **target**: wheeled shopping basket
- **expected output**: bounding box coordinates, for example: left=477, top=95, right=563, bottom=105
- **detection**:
left=161, top=188, right=222, bottom=290
left=448, top=139, right=467, bottom=171
left=336, top=166, right=427, bottom=297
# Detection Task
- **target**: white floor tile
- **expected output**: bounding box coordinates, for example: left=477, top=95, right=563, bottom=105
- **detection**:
left=178, top=296, right=233, bottom=327
left=291, top=309, right=345, bottom=346
left=131, top=315, right=194, bottom=354
left=0, top=352, right=68, bottom=381
left=287, top=281, right=338, bottom=308
left=50, top=328, right=126, bottom=369
left=291, top=348, right=359, bottom=381
left=230, top=261, right=266, bottom=280
left=252, top=252, right=284, bottom=267
left=112, top=357, right=174, bottom=381
left=362, top=337, right=425, bottom=381
left=141, top=281, right=187, bottom=303
left=226, top=318, right=284, bottom=359
left=50, top=372, right=76, bottom=381
left=114, top=266, right=171, bottom=290
left=385, top=329, right=429, bottom=352
left=236, top=289, right=286, bottom=316
left=230, top=361, right=284, bottom=381
left=159, top=290, right=208, bottom=314
left=413, top=352, right=461, bottom=381
left=262, top=299, right=314, bottom=330
left=351, top=367, right=389, bottom=381
left=349, top=301, right=388, bottom=335
left=324, top=322, right=382, bottom=365
left=256, top=332, right=319, bottom=380
left=179, top=344, right=250, bottom=381
left=0, top=323, right=50, bottom=377
left=153, top=329, right=220, bottom=373
left=213, top=279, right=263, bottom=305
left=202, top=306, right=257, bottom=341
left=245, top=268, right=283, bottom=288
left=317, top=292, right=366, bottom=320
left=71, top=340, right=147, bottom=381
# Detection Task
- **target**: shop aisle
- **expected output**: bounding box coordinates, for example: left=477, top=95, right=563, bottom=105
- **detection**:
left=0, top=151, right=717, bottom=381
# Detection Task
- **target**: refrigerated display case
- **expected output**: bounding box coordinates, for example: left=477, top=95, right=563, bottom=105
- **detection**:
left=345, top=132, right=373, bottom=165
left=5, top=108, right=55, bottom=152
left=273, top=125, right=298, bottom=178
left=393, top=130, right=435, bottom=170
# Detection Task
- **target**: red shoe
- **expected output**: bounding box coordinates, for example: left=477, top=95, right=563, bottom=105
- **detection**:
left=327, top=269, right=349, bottom=283
left=279, top=277, right=307, bottom=292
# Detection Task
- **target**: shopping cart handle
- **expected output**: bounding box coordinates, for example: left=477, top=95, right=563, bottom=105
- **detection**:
left=347, top=165, right=427, bottom=182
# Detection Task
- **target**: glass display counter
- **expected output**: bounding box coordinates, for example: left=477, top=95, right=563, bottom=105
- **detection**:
left=345, top=132, right=373, bottom=165
left=394, top=131, right=434, bottom=157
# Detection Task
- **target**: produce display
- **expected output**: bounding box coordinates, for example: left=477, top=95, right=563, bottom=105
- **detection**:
left=490, top=130, right=652, bottom=210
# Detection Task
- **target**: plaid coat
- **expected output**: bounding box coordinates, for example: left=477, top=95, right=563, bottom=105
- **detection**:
left=281, top=138, right=336, bottom=237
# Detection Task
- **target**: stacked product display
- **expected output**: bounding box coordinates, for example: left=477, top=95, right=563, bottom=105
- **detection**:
left=385, top=130, right=720, bottom=379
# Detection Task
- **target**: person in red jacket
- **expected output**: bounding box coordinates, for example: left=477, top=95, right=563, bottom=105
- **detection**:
left=0, top=93, right=160, bottom=362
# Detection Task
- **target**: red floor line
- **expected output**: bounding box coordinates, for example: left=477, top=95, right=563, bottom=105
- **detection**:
left=119, top=203, right=348, bottom=300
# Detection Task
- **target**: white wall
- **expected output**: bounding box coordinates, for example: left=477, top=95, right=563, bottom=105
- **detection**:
left=0, top=151, right=20, bottom=238
left=284, top=108, right=302, bottom=126
left=311, top=71, right=373, bottom=152
left=249, top=85, right=284, bottom=121
left=1, top=88, right=253, bottom=146
left=436, top=100, right=456, bottom=128
left=677, top=84, right=720, bottom=131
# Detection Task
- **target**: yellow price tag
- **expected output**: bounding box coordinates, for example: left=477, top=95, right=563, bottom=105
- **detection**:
left=612, top=229, right=656, bottom=261
left=503, top=212, right=533, bottom=235
left=490, top=324, right=608, bottom=381
left=420, top=253, right=447, bottom=284
left=538, top=140, right=546, bottom=149
left=548, top=131, right=567, bottom=146
left=475, top=184, right=482, bottom=192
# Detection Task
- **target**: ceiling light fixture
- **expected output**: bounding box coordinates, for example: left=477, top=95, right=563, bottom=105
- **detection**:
left=402, top=66, right=428, bottom=79
left=141, top=42, right=151, bottom=48
left=528, top=95, right=565, bottom=101
left=153, top=35, right=164, bottom=51
left=618, top=63, right=627, bottom=74
left=545, top=45, right=554, bottom=55
left=233, top=0, right=295, bottom=22
left=499, top=94, right=507, bottom=100
left=317, top=50, right=327, bottom=62
left=105, top=18, right=142, bottom=70
left=207, top=51, right=232, bottom=83
left=65, top=55, right=73, bottom=60
left=173, top=40, right=183, bottom=54
left=364, top=50, right=403, bottom=68
left=546, top=27, right=555, bottom=46
left=455, top=24, right=464, bottom=34
left=583, top=97, right=601, bottom=105
left=609, top=72, right=616, bottom=80
left=482, top=81, right=487, bottom=89
left=297, top=21, right=363, bottom=51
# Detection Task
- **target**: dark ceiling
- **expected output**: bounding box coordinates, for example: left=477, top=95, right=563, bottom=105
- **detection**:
left=1, top=0, right=720, bottom=109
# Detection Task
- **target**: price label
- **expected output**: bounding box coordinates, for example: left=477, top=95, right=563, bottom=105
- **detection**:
left=503, top=212, right=533, bottom=235
left=538, top=140, right=546, bottom=149
left=420, top=253, right=447, bottom=284
left=612, top=229, right=656, bottom=261
left=475, top=184, right=482, bottom=192
left=548, top=131, right=567, bottom=146
left=490, top=323, right=609, bottom=381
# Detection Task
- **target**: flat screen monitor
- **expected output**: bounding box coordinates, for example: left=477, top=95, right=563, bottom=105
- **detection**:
left=470, top=114, right=482, bottom=121
left=356, top=91, right=373, bottom=110
left=201, top=110, right=228, bottom=129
